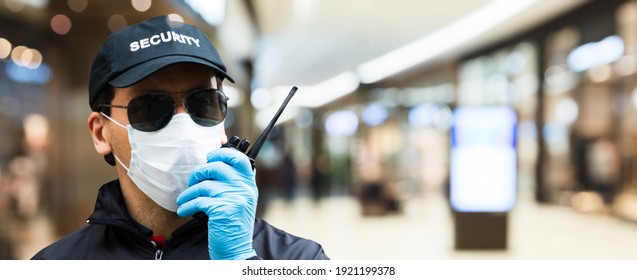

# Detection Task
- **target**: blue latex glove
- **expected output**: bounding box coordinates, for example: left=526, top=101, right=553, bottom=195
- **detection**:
left=176, top=148, right=258, bottom=260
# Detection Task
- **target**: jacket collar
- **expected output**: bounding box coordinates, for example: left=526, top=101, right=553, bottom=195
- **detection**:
left=87, top=180, right=153, bottom=236
left=87, top=180, right=206, bottom=238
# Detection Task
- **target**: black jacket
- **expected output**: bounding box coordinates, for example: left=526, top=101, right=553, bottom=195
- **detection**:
left=31, top=180, right=329, bottom=260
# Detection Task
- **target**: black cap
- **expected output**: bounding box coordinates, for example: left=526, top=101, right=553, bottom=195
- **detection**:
left=88, top=15, right=234, bottom=109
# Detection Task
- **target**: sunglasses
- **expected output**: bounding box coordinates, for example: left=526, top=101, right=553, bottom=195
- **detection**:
left=98, top=89, right=228, bottom=132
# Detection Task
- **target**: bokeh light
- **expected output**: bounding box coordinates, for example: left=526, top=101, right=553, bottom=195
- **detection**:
left=294, top=108, right=314, bottom=128
left=107, top=14, right=128, bottom=32
left=132, top=0, right=152, bottom=12
left=362, top=103, right=388, bottom=126
left=10, top=45, right=28, bottom=66
left=67, top=0, right=88, bottom=12
left=251, top=88, right=272, bottom=110
left=4, top=0, right=25, bottom=13
left=50, top=14, right=72, bottom=35
left=223, top=85, right=243, bottom=108
left=9, top=46, right=43, bottom=69
left=0, top=38, right=11, bottom=59
left=555, top=97, right=579, bottom=125
left=24, top=114, right=50, bottom=151
left=168, top=13, right=184, bottom=23
left=24, top=48, right=43, bottom=69
left=325, top=110, right=358, bottom=137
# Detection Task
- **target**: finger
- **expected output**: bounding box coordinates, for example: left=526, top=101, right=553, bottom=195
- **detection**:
left=176, top=196, right=209, bottom=217
left=206, top=148, right=253, bottom=174
left=177, top=180, right=246, bottom=206
left=176, top=196, right=248, bottom=218
left=187, top=160, right=240, bottom=186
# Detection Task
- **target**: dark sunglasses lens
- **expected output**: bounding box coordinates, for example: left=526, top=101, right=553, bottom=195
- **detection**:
left=127, top=93, right=174, bottom=132
left=186, top=89, right=227, bottom=127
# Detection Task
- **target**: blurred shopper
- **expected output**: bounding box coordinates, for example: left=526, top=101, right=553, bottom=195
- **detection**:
left=310, top=153, right=330, bottom=203
left=587, top=136, right=620, bottom=205
left=31, top=16, right=328, bottom=260
left=281, top=151, right=297, bottom=203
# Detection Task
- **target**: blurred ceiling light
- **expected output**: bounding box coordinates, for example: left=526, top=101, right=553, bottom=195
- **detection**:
left=357, top=0, right=537, bottom=84
left=168, top=13, right=184, bottom=23
left=51, top=14, right=72, bottom=35
left=67, top=0, right=87, bottom=12
left=255, top=105, right=298, bottom=130
left=108, top=14, right=128, bottom=32
left=183, top=0, right=226, bottom=26
left=131, top=0, right=152, bottom=12
left=567, top=35, right=624, bottom=72
left=255, top=71, right=359, bottom=125
left=9, top=0, right=47, bottom=9
left=285, top=71, right=359, bottom=108
left=293, top=0, right=314, bottom=20
left=0, top=38, right=11, bottom=59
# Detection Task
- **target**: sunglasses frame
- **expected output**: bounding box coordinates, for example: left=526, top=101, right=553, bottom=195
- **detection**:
left=98, top=88, right=229, bottom=132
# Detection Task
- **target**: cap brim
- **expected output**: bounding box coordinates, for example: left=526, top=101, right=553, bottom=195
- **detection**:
left=109, top=55, right=235, bottom=88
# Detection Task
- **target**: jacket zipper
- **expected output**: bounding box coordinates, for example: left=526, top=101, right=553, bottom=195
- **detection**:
left=154, top=237, right=172, bottom=260
left=155, top=250, right=164, bottom=260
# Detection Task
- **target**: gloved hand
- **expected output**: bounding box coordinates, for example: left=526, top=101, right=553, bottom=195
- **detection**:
left=176, top=147, right=258, bottom=260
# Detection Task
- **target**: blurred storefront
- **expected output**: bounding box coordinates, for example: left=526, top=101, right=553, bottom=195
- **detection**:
left=536, top=0, right=637, bottom=220
left=318, top=64, right=458, bottom=216
left=305, top=0, right=637, bottom=221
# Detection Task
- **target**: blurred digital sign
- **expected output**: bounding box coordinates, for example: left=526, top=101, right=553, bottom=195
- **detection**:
left=450, top=106, right=517, bottom=212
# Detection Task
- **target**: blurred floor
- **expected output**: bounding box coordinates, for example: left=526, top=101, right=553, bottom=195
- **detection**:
left=262, top=190, right=637, bottom=260
left=7, top=189, right=637, bottom=260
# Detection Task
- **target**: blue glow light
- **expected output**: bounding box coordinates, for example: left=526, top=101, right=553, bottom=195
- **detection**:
left=361, top=103, right=388, bottom=126
left=567, top=35, right=624, bottom=72
left=6, top=61, right=51, bottom=85
left=325, top=110, right=358, bottom=137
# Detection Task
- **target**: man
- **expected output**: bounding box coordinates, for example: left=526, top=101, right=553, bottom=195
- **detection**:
left=32, top=15, right=328, bottom=260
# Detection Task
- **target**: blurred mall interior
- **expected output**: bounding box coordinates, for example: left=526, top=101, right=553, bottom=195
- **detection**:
left=3, top=0, right=637, bottom=260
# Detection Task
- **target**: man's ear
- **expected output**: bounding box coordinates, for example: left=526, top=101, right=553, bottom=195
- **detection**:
left=88, top=112, right=113, bottom=156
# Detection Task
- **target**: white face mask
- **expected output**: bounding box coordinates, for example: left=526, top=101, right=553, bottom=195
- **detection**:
left=101, top=112, right=222, bottom=211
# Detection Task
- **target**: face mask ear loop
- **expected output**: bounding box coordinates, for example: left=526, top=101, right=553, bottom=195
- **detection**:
left=100, top=112, right=127, bottom=129
left=99, top=112, right=130, bottom=171
left=112, top=154, right=130, bottom=172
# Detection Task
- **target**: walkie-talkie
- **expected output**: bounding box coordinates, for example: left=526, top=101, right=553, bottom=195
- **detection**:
left=193, top=86, right=297, bottom=220
left=223, top=86, right=298, bottom=170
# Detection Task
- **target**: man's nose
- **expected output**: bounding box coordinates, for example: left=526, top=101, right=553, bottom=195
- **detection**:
left=175, top=100, right=187, bottom=114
